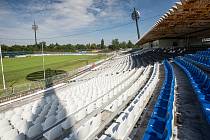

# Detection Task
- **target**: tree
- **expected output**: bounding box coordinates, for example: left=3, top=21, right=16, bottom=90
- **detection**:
left=112, top=39, right=120, bottom=50
left=107, top=45, right=113, bottom=50
left=90, top=43, right=97, bottom=49
left=120, top=41, right=127, bottom=49
left=127, top=40, right=134, bottom=48
left=0, top=39, right=138, bottom=53
left=101, top=38, right=105, bottom=49
left=86, top=43, right=91, bottom=50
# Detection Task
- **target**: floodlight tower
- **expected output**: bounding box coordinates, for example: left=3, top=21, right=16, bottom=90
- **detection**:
left=32, top=20, right=38, bottom=45
left=132, top=8, right=140, bottom=39
left=0, top=45, right=6, bottom=90
left=41, top=43, right=45, bottom=83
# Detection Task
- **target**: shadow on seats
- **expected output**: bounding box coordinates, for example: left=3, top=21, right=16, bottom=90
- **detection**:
left=26, top=69, right=67, bottom=82
left=0, top=74, right=77, bottom=140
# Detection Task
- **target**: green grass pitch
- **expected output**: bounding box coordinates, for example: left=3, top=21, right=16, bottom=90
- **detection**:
left=0, top=54, right=106, bottom=89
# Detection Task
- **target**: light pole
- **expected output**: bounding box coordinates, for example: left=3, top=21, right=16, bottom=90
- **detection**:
left=32, top=20, right=38, bottom=45
left=42, top=43, right=46, bottom=83
left=132, top=8, right=140, bottom=39
left=0, top=45, right=6, bottom=90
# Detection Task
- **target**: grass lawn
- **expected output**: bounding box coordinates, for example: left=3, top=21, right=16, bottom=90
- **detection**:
left=0, top=54, right=106, bottom=89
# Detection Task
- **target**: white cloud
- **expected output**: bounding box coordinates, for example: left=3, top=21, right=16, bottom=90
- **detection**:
left=0, top=0, right=131, bottom=44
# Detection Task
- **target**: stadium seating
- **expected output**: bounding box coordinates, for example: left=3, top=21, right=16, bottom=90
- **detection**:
left=2, top=47, right=209, bottom=140
left=0, top=52, right=157, bottom=140
left=197, top=49, right=210, bottom=57
left=174, top=57, right=210, bottom=124
left=143, top=60, right=175, bottom=140
left=63, top=65, right=153, bottom=140
left=184, top=54, right=210, bottom=71
left=99, top=63, right=159, bottom=140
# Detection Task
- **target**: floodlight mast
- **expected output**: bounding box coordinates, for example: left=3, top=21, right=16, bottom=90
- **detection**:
left=132, top=8, right=140, bottom=39
left=41, top=43, right=45, bottom=83
left=32, top=20, right=38, bottom=45
left=0, top=45, right=6, bottom=90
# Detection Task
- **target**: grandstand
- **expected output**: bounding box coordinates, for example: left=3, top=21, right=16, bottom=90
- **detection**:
left=0, top=0, right=210, bottom=140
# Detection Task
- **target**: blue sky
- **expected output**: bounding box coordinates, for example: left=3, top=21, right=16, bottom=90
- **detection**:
left=0, top=0, right=177, bottom=45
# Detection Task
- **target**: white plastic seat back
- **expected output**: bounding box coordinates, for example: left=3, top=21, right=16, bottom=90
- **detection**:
left=27, top=123, right=43, bottom=138
left=42, top=115, right=56, bottom=130
left=116, top=113, right=128, bottom=139
left=99, top=135, right=112, bottom=140
left=76, top=123, right=90, bottom=140
left=104, top=122, right=119, bottom=139
left=61, top=116, right=76, bottom=130
left=43, top=124, right=62, bottom=140
left=75, top=108, right=86, bottom=121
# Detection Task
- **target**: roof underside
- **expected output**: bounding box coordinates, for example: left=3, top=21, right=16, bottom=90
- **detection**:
left=138, top=0, right=210, bottom=45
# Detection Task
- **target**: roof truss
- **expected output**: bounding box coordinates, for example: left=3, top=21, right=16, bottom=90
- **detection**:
left=138, top=0, right=210, bottom=45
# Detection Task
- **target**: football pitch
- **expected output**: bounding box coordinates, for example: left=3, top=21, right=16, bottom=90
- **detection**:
left=0, top=54, right=106, bottom=89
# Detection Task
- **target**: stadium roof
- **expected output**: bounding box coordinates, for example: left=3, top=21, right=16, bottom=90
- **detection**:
left=137, top=0, right=210, bottom=45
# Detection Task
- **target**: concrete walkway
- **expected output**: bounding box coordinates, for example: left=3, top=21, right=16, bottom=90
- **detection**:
left=172, top=63, right=210, bottom=140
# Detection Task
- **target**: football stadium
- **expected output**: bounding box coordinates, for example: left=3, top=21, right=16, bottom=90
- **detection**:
left=0, top=0, right=210, bottom=140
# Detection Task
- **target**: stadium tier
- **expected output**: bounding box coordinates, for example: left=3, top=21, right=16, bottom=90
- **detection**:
left=0, top=51, right=155, bottom=140
left=0, top=47, right=209, bottom=140
left=1, top=0, right=210, bottom=139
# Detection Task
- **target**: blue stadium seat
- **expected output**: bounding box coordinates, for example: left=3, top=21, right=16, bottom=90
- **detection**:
left=143, top=60, right=175, bottom=140
left=174, top=56, right=210, bottom=124
left=184, top=54, right=210, bottom=71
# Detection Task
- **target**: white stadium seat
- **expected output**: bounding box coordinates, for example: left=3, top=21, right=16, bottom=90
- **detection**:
left=0, top=52, right=161, bottom=140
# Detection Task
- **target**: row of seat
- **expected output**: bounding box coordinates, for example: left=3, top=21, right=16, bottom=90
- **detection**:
left=197, top=49, right=210, bottom=56
left=0, top=53, right=144, bottom=140
left=93, top=53, right=149, bottom=76
left=185, top=54, right=210, bottom=68
left=0, top=49, right=157, bottom=140
left=103, top=68, right=147, bottom=113
left=174, top=57, right=210, bottom=124
left=43, top=58, right=146, bottom=140
left=62, top=65, right=152, bottom=140
left=143, top=60, right=175, bottom=140
left=98, top=63, right=159, bottom=140
left=196, top=53, right=210, bottom=59
left=95, top=55, right=133, bottom=75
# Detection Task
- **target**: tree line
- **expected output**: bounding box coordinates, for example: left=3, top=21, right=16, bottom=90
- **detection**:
left=1, top=39, right=138, bottom=53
